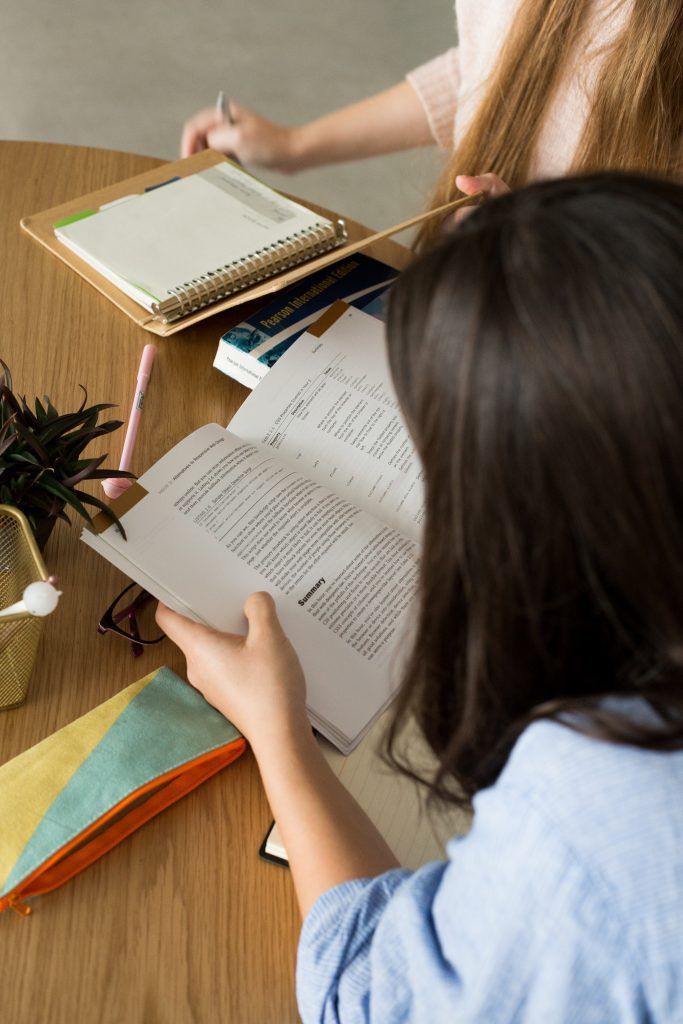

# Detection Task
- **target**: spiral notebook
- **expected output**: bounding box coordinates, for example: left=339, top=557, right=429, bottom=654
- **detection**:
left=21, top=149, right=479, bottom=336
left=53, top=160, right=347, bottom=325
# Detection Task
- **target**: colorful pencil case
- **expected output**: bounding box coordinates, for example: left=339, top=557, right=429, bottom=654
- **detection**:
left=0, top=666, right=246, bottom=916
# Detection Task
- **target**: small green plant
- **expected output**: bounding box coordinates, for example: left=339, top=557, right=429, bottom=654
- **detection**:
left=0, top=361, right=131, bottom=548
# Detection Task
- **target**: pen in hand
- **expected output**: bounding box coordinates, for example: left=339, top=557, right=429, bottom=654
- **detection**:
left=215, top=90, right=242, bottom=164
left=216, top=90, right=236, bottom=126
left=102, top=344, right=156, bottom=500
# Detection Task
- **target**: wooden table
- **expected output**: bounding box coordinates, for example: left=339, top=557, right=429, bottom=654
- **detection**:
left=0, top=141, right=408, bottom=1024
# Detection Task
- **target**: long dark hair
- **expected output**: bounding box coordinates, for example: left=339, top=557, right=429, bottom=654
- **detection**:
left=386, top=173, right=683, bottom=807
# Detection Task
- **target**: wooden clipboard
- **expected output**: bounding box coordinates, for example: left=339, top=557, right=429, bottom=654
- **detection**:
left=21, top=149, right=479, bottom=338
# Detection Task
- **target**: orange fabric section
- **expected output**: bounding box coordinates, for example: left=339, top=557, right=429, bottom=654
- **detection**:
left=0, top=737, right=246, bottom=913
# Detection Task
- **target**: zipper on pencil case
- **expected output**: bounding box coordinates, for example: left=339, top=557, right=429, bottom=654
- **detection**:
left=7, top=895, right=31, bottom=917
left=0, top=738, right=246, bottom=916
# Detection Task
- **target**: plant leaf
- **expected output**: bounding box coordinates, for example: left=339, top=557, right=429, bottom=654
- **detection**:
left=37, top=404, right=118, bottom=446
left=60, top=454, right=107, bottom=488
left=38, top=475, right=93, bottom=523
left=43, top=395, right=59, bottom=418
left=0, top=415, right=14, bottom=440
left=19, top=396, right=40, bottom=431
left=33, top=396, right=49, bottom=425
left=7, top=451, right=42, bottom=467
left=0, top=360, right=12, bottom=392
left=0, top=385, right=22, bottom=419
left=0, top=420, right=17, bottom=459
left=12, top=421, right=51, bottom=464
left=0, top=368, right=128, bottom=540
left=78, top=469, right=136, bottom=481
left=60, top=419, right=124, bottom=454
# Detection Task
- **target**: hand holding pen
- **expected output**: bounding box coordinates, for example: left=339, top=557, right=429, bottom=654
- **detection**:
left=180, top=91, right=237, bottom=160
left=180, top=93, right=297, bottom=172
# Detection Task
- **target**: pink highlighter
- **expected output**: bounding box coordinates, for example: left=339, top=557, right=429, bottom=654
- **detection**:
left=102, top=344, right=157, bottom=500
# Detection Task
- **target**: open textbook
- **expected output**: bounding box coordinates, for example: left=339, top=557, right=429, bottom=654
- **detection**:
left=82, top=304, right=424, bottom=753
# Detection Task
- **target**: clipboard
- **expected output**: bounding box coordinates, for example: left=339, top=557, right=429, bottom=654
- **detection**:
left=21, top=147, right=480, bottom=337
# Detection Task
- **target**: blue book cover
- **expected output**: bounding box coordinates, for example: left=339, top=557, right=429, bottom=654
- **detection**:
left=213, top=253, right=396, bottom=389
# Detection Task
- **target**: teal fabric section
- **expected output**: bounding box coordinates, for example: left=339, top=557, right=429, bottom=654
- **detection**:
left=2, top=668, right=241, bottom=896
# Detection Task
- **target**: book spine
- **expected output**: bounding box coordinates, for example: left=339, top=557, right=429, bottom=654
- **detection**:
left=213, top=343, right=269, bottom=391
left=152, top=219, right=347, bottom=324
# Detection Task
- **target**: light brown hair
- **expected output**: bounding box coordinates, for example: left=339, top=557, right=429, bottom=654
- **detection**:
left=417, top=0, right=682, bottom=249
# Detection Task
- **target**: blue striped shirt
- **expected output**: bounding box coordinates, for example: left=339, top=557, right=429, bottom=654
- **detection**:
left=297, top=715, right=683, bottom=1023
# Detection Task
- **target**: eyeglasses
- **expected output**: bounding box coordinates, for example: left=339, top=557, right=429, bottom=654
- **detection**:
left=97, top=582, right=166, bottom=658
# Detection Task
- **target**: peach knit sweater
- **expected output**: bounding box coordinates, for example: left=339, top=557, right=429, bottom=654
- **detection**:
left=406, top=0, right=632, bottom=179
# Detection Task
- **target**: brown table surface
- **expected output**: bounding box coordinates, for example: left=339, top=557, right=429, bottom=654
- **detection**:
left=0, top=141, right=410, bottom=1024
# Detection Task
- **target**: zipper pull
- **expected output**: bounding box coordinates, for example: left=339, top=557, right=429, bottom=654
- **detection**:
left=9, top=896, right=32, bottom=917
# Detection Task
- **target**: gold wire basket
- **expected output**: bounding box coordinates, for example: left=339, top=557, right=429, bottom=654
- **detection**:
left=0, top=504, right=50, bottom=710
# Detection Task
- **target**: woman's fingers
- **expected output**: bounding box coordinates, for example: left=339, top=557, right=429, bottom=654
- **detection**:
left=448, top=173, right=512, bottom=227
left=204, top=122, right=241, bottom=158
left=456, top=172, right=511, bottom=199
left=244, top=591, right=283, bottom=645
left=180, top=108, right=224, bottom=158
left=156, top=602, right=220, bottom=649
left=156, top=599, right=268, bottom=654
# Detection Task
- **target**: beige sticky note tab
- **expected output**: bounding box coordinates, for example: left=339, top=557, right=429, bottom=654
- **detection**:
left=90, top=481, right=149, bottom=534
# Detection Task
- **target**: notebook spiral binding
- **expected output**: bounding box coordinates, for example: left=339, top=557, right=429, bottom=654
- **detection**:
left=151, top=219, right=348, bottom=324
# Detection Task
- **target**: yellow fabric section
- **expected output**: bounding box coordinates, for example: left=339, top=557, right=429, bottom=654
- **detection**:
left=0, top=672, right=155, bottom=890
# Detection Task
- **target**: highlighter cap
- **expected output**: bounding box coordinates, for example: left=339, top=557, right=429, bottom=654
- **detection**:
left=101, top=478, right=133, bottom=500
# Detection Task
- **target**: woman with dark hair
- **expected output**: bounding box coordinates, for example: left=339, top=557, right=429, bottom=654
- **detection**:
left=158, top=173, right=683, bottom=1023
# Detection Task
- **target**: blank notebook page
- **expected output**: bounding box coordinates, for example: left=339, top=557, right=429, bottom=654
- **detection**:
left=54, top=162, right=332, bottom=306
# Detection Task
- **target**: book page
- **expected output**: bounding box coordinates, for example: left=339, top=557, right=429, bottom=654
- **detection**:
left=83, top=424, right=418, bottom=752
left=227, top=306, right=424, bottom=543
